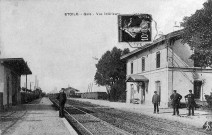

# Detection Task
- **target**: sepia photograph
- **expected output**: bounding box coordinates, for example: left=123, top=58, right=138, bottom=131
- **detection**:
left=0, top=0, right=212, bottom=134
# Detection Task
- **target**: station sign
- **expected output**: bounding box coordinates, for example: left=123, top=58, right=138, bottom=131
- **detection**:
left=118, top=14, right=152, bottom=42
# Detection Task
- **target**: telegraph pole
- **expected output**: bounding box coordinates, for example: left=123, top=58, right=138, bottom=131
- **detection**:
left=26, top=74, right=27, bottom=91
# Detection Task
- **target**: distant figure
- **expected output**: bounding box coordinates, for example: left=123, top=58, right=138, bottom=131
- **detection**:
left=170, top=90, right=182, bottom=116
left=152, top=91, right=160, bottom=114
left=57, top=88, right=67, bottom=118
left=185, top=90, right=196, bottom=116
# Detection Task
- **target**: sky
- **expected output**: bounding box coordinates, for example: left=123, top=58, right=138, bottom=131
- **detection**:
left=0, top=0, right=206, bottom=93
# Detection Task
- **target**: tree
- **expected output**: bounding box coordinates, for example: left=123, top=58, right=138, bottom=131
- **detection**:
left=181, top=0, right=212, bottom=67
left=94, top=47, right=129, bottom=101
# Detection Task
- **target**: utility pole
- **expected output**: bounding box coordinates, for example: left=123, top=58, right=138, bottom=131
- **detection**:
left=34, top=75, right=37, bottom=90
left=90, top=83, right=93, bottom=92
left=26, top=74, right=27, bottom=91
left=30, top=82, right=34, bottom=91
left=25, top=73, right=28, bottom=103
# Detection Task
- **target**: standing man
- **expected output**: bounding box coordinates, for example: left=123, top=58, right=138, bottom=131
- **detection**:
left=57, top=88, right=67, bottom=118
left=170, top=90, right=182, bottom=116
left=185, top=90, right=195, bottom=116
left=152, top=91, right=160, bottom=114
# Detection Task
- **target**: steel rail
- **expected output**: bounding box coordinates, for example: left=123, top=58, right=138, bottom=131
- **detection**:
left=89, top=104, right=210, bottom=135
left=49, top=98, right=93, bottom=135
left=64, top=109, right=94, bottom=135
left=66, top=104, right=133, bottom=135
left=69, top=99, right=210, bottom=135
left=49, top=97, right=134, bottom=135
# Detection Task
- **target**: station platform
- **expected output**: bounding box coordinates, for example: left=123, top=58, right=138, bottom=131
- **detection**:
left=0, top=97, right=77, bottom=135
left=72, top=98, right=212, bottom=128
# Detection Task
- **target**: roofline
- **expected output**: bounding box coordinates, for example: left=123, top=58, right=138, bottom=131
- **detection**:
left=64, top=87, right=80, bottom=92
left=0, top=58, right=32, bottom=75
left=120, top=30, right=183, bottom=60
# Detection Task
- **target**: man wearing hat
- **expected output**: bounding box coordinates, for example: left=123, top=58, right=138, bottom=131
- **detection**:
left=152, top=91, right=160, bottom=113
left=185, top=90, right=196, bottom=116
left=57, top=88, right=67, bottom=117
left=170, top=90, right=182, bottom=116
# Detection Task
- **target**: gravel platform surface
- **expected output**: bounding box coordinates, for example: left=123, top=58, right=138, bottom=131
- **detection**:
left=0, top=97, right=74, bottom=135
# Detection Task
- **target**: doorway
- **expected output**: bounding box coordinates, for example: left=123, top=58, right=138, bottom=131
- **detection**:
left=139, top=82, right=145, bottom=102
left=193, top=80, right=202, bottom=99
left=155, top=81, right=161, bottom=101
left=130, top=84, right=134, bottom=101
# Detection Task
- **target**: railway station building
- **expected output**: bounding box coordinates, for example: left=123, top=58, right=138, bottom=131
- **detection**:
left=63, top=87, right=80, bottom=98
left=0, top=58, right=32, bottom=111
left=121, top=30, right=212, bottom=107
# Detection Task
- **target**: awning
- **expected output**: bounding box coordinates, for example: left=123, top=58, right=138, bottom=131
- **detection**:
left=0, top=58, right=32, bottom=75
left=126, top=75, right=149, bottom=82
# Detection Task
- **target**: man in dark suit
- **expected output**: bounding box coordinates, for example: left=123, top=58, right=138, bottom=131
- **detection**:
left=185, top=90, right=196, bottom=116
left=152, top=91, right=160, bottom=114
left=170, top=90, right=182, bottom=116
left=57, top=88, right=67, bottom=118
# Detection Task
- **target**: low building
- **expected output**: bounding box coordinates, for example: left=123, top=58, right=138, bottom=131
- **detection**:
left=121, top=30, right=212, bottom=107
left=81, top=92, right=108, bottom=100
left=64, top=87, right=80, bottom=98
left=0, top=58, right=32, bottom=111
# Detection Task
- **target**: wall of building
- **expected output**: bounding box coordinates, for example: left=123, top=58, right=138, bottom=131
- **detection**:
left=196, top=71, right=212, bottom=101
left=127, top=42, right=167, bottom=75
left=0, top=65, right=21, bottom=110
left=11, top=72, right=20, bottom=105
left=81, top=92, right=108, bottom=100
left=3, top=67, right=12, bottom=109
left=125, top=38, right=212, bottom=107
left=126, top=42, right=170, bottom=107
left=168, top=39, right=194, bottom=67
left=126, top=69, right=169, bottom=107
left=17, top=76, right=21, bottom=104
left=0, top=64, right=5, bottom=110
left=168, top=69, right=194, bottom=103
left=168, top=69, right=212, bottom=103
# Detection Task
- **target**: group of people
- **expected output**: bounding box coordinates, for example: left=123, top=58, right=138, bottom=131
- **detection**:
left=152, top=90, right=196, bottom=116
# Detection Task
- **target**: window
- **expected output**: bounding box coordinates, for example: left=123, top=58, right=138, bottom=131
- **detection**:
left=156, top=52, right=160, bottom=68
left=131, top=61, right=133, bottom=74
left=142, top=57, right=145, bottom=71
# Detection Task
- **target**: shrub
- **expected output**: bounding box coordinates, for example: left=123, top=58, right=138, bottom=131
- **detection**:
left=205, top=95, right=212, bottom=108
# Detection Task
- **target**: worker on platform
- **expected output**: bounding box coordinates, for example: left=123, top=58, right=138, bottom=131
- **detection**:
left=170, top=90, right=182, bottom=116
left=57, top=88, right=67, bottom=118
left=185, top=90, right=196, bottom=116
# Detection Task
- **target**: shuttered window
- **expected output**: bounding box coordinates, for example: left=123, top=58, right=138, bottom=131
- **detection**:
left=142, top=57, right=145, bottom=71
left=156, top=52, right=160, bottom=68
left=131, top=61, right=133, bottom=74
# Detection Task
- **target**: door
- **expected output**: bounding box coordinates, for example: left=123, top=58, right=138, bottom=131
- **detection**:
left=155, top=81, right=161, bottom=101
left=194, top=80, right=202, bottom=99
left=130, top=84, right=134, bottom=102
left=139, top=82, right=145, bottom=102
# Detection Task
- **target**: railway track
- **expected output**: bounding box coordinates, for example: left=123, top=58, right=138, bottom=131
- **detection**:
left=66, top=99, right=211, bottom=135
left=49, top=98, right=133, bottom=135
